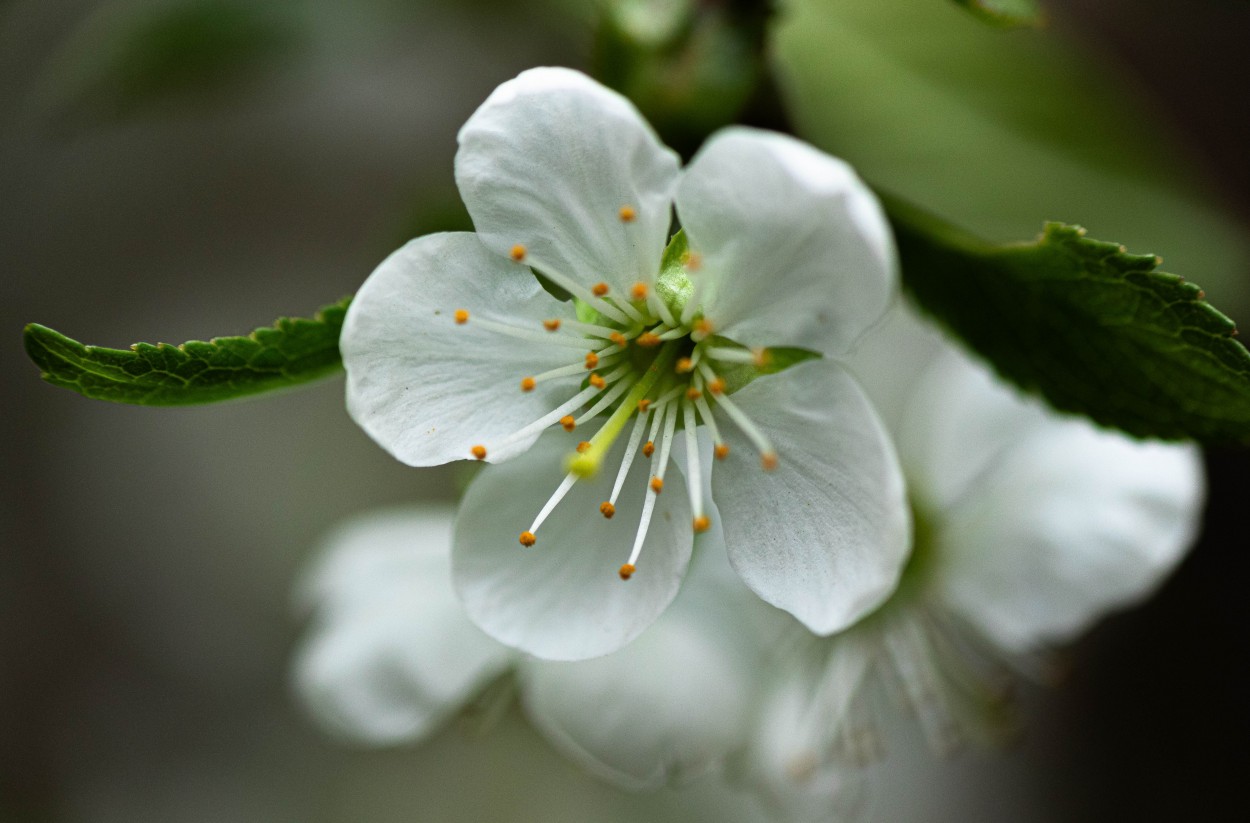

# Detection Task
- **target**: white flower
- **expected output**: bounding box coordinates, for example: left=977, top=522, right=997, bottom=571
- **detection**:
left=292, top=503, right=795, bottom=794
left=739, top=308, right=1205, bottom=802
left=340, top=67, right=908, bottom=660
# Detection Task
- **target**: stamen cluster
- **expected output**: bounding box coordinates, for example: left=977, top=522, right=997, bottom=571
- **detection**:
left=454, top=227, right=776, bottom=581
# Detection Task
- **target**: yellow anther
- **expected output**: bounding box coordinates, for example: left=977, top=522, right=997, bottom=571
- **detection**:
left=592, top=282, right=610, bottom=297
left=714, top=443, right=730, bottom=460
left=630, top=282, right=649, bottom=301
left=519, top=531, right=537, bottom=547
left=692, top=515, right=711, bottom=533
left=642, top=441, right=655, bottom=458
left=761, top=452, right=779, bottom=471
left=589, top=372, right=606, bottom=389
left=694, top=319, right=715, bottom=336
left=600, top=501, right=616, bottom=519
left=618, top=563, right=636, bottom=580
left=681, top=251, right=703, bottom=272
left=752, top=348, right=772, bottom=367
left=520, top=376, right=536, bottom=392
left=609, top=331, right=628, bottom=347
left=675, top=357, right=694, bottom=374
left=454, top=309, right=469, bottom=324
left=560, top=415, right=576, bottom=432
left=686, top=386, right=702, bottom=401
left=510, top=244, right=527, bottom=262
left=619, top=205, right=637, bottom=223
left=576, top=440, right=592, bottom=453
left=636, top=332, right=661, bottom=347
left=543, top=318, right=562, bottom=332
left=637, top=398, right=651, bottom=413
left=584, top=352, right=599, bottom=370
left=649, top=476, right=664, bottom=494
left=708, top=378, right=726, bottom=395
left=470, top=444, right=487, bottom=460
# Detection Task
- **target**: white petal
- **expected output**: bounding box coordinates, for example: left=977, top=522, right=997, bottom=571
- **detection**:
left=935, top=414, right=1204, bottom=653
left=712, top=359, right=910, bottom=635
left=456, top=67, right=680, bottom=295
left=731, top=636, right=871, bottom=821
left=676, top=127, right=896, bottom=356
left=891, top=338, right=1052, bottom=515
left=292, top=507, right=515, bottom=744
left=341, top=232, right=582, bottom=466
left=453, top=430, right=693, bottom=661
left=520, top=530, right=788, bottom=789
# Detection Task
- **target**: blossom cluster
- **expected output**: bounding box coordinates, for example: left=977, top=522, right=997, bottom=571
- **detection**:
left=297, top=68, right=1204, bottom=816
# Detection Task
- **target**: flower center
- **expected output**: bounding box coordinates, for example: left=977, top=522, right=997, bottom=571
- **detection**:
left=455, top=231, right=779, bottom=581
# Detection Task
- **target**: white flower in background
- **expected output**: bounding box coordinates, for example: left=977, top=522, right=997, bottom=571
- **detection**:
left=340, top=67, right=908, bottom=660
left=738, top=309, right=1205, bottom=804
left=293, top=503, right=802, bottom=796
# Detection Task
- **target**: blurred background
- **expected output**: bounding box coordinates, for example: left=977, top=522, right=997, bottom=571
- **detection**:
left=2, top=0, right=1248, bottom=820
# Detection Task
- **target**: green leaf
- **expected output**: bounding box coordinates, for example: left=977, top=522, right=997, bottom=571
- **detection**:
left=950, top=0, right=1044, bottom=28
left=888, top=197, right=1250, bottom=443
left=25, top=298, right=350, bottom=406
left=774, top=0, right=1250, bottom=318
left=35, top=0, right=298, bottom=122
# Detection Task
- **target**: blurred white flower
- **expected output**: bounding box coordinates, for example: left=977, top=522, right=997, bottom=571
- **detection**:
left=292, top=502, right=796, bottom=794
left=737, top=309, right=1205, bottom=804
left=340, top=66, right=908, bottom=661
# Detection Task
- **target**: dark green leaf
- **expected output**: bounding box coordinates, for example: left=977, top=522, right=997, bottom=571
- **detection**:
left=25, top=298, right=350, bottom=406
left=950, top=0, right=1044, bottom=28
left=888, top=197, right=1250, bottom=443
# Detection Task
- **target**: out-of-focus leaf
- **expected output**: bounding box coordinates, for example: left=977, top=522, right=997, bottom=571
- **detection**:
left=36, top=0, right=299, bottom=120
left=951, top=0, right=1044, bottom=28
left=25, top=298, right=349, bottom=405
left=774, top=0, right=1250, bottom=314
left=890, top=196, right=1250, bottom=443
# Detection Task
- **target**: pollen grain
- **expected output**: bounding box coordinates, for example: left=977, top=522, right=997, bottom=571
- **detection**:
left=510, top=244, right=527, bottom=262
left=560, top=415, right=576, bottom=432
left=692, top=515, right=711, bottom=533
left=470, top=444, right=487, bottom=460
left=761, top=452, right=779, bottom=471
left=649, top=476, right=664, bottom=494
left=519, top=531, right=537, bottom=547
left=589, top=372, right=607, bottom=389
left=642, top=441, right=655, bottom=458
left=600, top=501, right=616, bottom=519
left=714, top=443, right=730, bottom=460
left=543, top=318, right=562, bottom=332
left=630, top=282, right=649, bottom=301
left=453, top=309, right=469, bottom=325
left=520, top=376, right=536, bottom=392
left=618, top=205, right=637, bottom=223
left=592, top=282, right=610, bottom=297
left=618, top=563, right=636, bottom=581
left=584, top=351, right=599, bottom=369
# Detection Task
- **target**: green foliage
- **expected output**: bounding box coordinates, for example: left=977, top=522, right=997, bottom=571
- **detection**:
left=37, top=0, right=297, bottom=121
left=951, top=0, right=1043, bottom=28
left=25, top=298, right=350, bottom=406
left=890, top=198, right=1250, bottom=443
left=774, top=0, right=1250, bottom=317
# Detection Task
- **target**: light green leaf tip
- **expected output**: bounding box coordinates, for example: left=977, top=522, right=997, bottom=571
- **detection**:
left=951, top=0, right=1045, bottom=28
left=24, top=297, right=350, bottom=406
left=887, top=196, right=1250, bottom=444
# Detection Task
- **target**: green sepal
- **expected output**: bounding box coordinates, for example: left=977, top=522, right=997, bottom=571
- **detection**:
left=712, top=341, right=821, bottom=396
left=655, top=229, right=695, bottom=318
left=25, top=297, right=351, bottom=406
left=889, top=196, right=1250, bottom=443
left=950, top=0, right=1044, bottom=28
